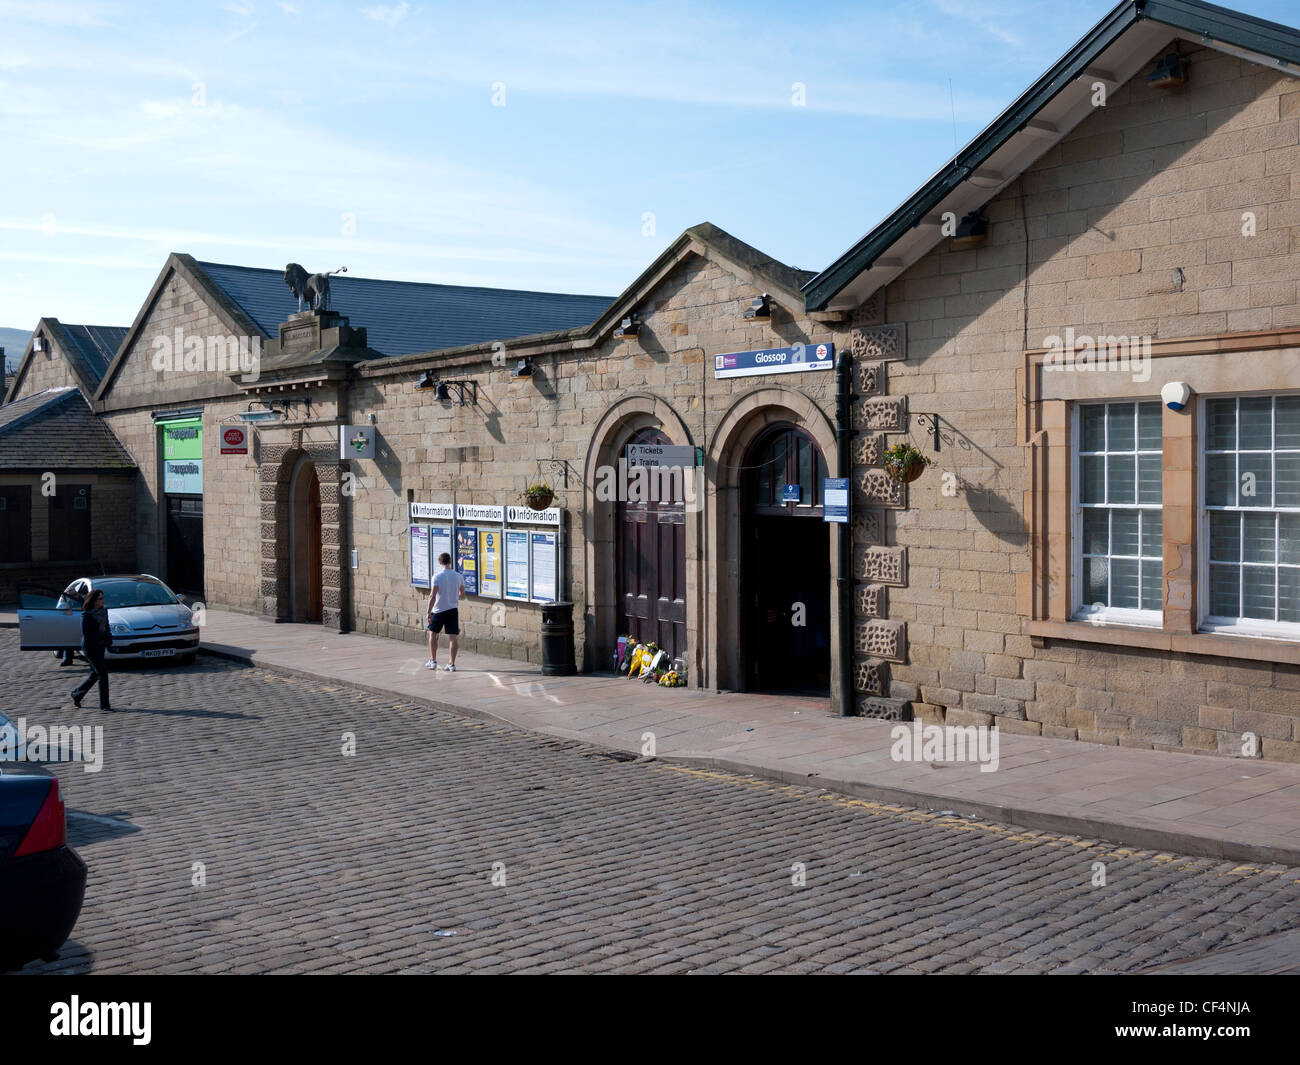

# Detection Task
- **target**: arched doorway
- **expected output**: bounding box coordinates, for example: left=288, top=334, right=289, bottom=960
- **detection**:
left=741, top=423, right=831, bottom=693
left=289, top=455, right=323, bottom=623
left=617, top=426, right=687, bottom=662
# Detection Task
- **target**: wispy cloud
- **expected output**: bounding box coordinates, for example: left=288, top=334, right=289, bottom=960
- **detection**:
left=362, top=1, right=411, bottom=25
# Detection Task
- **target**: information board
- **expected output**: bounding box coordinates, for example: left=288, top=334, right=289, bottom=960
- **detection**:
left=455, top=526, right=479, bottom=595
left=530, top=531, right=558, bottom=602
left=428, top=525, right=453, bottom=571
left=823, top=477, right=850, bottom=524
left=478, top=528, right=503, bottom=599
left=505, top=529, right=530, bottom=600
left=409, top=525, right=431, bottom=588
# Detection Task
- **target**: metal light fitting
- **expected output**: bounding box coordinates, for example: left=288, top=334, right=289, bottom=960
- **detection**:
left=952, top=210, right=989, bottom=248
left=744, top=293, right=772, bottom=321
left=512, top=357, right=534, bottom=378
left=432, top=379, right=477, bottom=406
left=1149, top=51, right=1187, bottom=89
left=614, top=314, right=640, bottom=340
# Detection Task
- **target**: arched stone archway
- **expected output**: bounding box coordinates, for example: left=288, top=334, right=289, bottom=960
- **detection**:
left=705, top=387, right=843, bottom=701
left=583, top=393, right=695, bottom=676
left=258, top=431, right=349, bottom=630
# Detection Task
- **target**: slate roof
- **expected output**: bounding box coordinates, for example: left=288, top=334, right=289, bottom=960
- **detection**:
left=58, top=325, right=128, bottom=389
left=0, top=387, right=136, bottom=470
left=196, top=261, right=616, bottom=358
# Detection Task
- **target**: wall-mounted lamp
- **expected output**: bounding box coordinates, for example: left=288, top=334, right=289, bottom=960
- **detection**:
left=744, top=293, right=772, bottom=321
left=614, top=314, right=640, bottom=340
left=1149, top=51, right=1187, bottom=89
left=432, top=379, right=478, bottom=406
left=417, top=370, right=436, bottom=390
left=236, top=399, right=285, bottom=424
left=512, top=356, right=534, bottom=378
left=951, top=210, right=989, bottom=248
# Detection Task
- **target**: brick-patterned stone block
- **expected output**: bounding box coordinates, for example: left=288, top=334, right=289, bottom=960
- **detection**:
left=853, top=395, right=907, bottom=432
left=259, top=580, right=279, bottom=598
left=853, top=510, right=883, bottom=546
left=318, top=483, right=340, bottom=506
left=853, top=432, right=884, bottom=468
left=260, top=523, right=276, bottom=541
left=261, top=557, right=288, bottom=579
left=854, top=656, right=889, bottom=696
left=854, top=360, right=885, bottom=397
left=261, top=444, right=289, bottom=465
left=849, top=323, right=906, bottom=362
left=855, top=619, right=906, bottom=662
left=854, top=467, right=904, bottom=508
left=321, top=505, right=340, bottom=524
left=323, top=587, right=341, bottom=610
left=854, top=545, right=907, bottom=586
left=856, top=583, right=888, bottom=618
left=858, top=695, right=910, bottom=720
left=321, top=524, right=340, bottom=547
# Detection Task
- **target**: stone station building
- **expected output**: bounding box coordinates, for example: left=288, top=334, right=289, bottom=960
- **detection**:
left=8, top=0, right=1300, bottom=759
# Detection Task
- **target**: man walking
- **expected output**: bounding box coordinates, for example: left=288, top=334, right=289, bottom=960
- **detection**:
left=71, top=587, right=114, bottom=711
left=425, top=552, right=465, bottom=672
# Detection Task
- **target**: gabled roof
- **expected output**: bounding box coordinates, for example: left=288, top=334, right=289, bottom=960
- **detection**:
left=4, top=319, right=128, bottom=403
left=0, top=387, right=135, bottom=470
left=196, top=260, right=616, bottom=357
left=804, top=0, right=1300, bottom=311
left=359, top=222, right=816, bottom=371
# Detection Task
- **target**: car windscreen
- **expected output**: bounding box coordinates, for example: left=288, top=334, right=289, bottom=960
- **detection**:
left=99, top=580, right=178, bottom=608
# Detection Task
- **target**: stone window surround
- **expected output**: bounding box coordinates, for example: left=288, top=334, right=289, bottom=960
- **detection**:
left=1021, top=328, right=1300, bottom=667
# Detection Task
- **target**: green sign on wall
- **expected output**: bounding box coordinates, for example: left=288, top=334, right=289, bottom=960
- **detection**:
left=161, top=419, right=203, bottom=461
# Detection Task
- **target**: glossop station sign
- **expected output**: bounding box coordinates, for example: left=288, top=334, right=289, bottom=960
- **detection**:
left=713, top=342, right=834, bottom=379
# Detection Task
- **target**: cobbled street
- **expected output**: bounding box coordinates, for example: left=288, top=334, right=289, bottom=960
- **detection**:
left=7, top=631, right=1300, bottom=975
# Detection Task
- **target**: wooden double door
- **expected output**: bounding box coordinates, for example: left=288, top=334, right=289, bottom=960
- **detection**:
left=617, top=428, right=686, bottom=661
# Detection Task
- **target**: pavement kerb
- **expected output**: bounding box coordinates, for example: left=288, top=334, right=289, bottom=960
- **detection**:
left=197, top=645, right=1300, bottom=868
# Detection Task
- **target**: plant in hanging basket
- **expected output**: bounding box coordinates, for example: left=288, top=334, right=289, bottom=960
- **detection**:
left=524, top=482, right=555, bottom=510
left=882, top=443, right=932, bottom=484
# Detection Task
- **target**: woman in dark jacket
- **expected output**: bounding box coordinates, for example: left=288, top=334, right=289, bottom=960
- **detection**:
left=71, top=588, right=114, bottom=712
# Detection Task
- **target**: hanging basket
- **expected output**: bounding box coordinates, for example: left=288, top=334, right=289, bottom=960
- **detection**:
left=883, top=445, right=932, bottom=484
left=524, top=484, right=555, bottom=511
left=888, top=459, right=927, bottom=484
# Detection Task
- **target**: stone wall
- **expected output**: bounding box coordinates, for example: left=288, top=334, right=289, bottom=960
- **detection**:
left=873, top=44, right=1300, bottom=759
left=0, top=470, right=136, bottom=601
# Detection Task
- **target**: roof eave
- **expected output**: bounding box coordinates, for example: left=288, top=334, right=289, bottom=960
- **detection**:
left=803, top=0, right=1144, bottom=310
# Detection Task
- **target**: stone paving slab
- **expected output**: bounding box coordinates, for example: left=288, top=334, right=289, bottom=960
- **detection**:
left=191, top=610, right=1300, bottom=866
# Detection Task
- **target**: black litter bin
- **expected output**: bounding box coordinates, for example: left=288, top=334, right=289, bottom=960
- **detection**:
left=540, top=601, right=577, bottom=676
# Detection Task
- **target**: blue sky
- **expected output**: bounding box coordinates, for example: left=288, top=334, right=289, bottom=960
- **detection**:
left=2, top=0, right=1298, bottom=328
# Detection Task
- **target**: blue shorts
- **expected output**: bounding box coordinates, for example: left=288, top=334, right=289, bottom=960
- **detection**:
left=427, top=609, right=459, bottom=635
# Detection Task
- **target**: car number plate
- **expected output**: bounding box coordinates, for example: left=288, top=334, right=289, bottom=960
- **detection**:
left=140, top=649, right=176, bottom=658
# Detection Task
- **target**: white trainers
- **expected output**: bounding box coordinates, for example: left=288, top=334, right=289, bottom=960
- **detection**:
left=425, top=660, right=438, bottom=670
left=444, top=663, right=456, bottom=672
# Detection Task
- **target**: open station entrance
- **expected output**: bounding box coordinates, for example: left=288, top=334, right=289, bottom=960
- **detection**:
left=741, top=423, right=831, bottom=694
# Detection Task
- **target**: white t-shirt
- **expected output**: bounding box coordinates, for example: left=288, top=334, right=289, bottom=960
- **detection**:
left=431, top=567, right=465, bottom=613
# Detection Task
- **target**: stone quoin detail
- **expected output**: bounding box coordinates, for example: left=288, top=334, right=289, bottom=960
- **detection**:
left=857, top=696, right=909, bottom=721
left=855, top=618, right=906, bottom=663
left=854, top=360, right=884, bottom=397
left=849, top=323, right=906, bottom=362
left=856, top=583, right=888, bottom=618
left=853, top=432, right=884, bottom=468
left=855, top=466, right=904, bottom=508
left=854, top=545, right=907, bottom=587
left=853, top=395, right=907, bottom=432
left=854, top=657, right=888, bottom=696
left=853, top=511, right=883, bottom=546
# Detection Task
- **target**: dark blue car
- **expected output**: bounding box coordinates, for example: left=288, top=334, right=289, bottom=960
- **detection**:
left=0, top=712, right=86, bottom=970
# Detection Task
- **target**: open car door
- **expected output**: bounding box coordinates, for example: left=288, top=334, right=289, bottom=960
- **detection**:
left=16, top=584, right=84, bottom=651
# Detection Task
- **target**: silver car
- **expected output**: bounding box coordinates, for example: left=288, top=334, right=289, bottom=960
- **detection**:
left=17, top=575, right=200, bottom=663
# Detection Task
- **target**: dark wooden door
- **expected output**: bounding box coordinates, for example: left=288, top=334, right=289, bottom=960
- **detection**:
left=618, top=428, right=686, bottom=661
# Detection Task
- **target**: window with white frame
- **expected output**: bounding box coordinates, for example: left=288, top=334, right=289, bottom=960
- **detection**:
left=1203, top=395, right=1300, bottom=635
left=1075, top=401, right=1163, bottom=623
